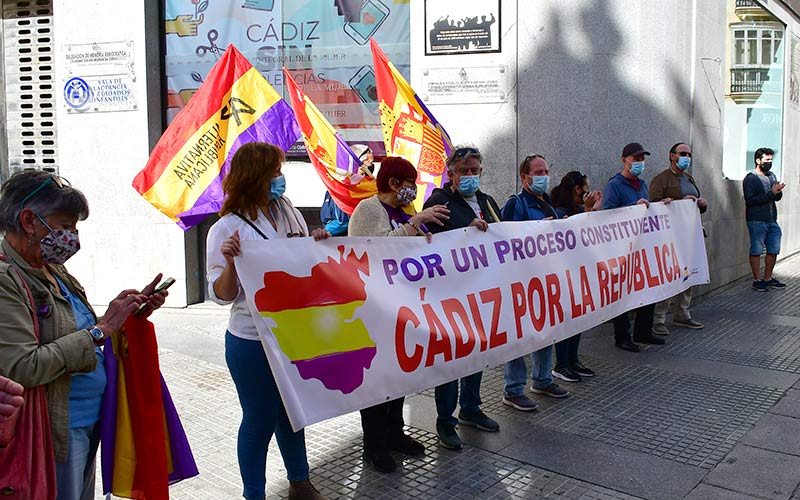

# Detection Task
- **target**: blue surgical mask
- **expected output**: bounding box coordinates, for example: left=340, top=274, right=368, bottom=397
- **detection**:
left=529, top=175, right=550, bottom=195
left=270, top=175, right=286, bottom=200
left=677, top=157, right=691, bottom=170
left=458, top=175, right=480, bottom=196
left=630, top=161, right=645, bottom=177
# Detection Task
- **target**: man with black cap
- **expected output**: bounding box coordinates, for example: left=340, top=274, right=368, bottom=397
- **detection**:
left=602, top=142, right=666, bottom=352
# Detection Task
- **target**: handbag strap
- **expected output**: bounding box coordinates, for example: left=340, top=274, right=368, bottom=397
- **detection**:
left=233, top=211, right=269, bottom=240
left=0, top=253, right=41, bottom=342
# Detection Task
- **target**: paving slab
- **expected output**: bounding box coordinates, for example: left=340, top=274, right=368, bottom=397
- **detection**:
left=770, top=390, right=800, bottom=418
left=703, top=445, right=800, bottom=500
left=741, top=413, right=800, bottom=456
left=498, top=426, right=706, bottom=500
left=684, top=484, right=765, bottom=500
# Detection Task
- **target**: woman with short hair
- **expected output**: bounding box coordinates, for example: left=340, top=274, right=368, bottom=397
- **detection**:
left=0, top=169, right=167, bottom=500
left=348, top=156, right=449, bottom=472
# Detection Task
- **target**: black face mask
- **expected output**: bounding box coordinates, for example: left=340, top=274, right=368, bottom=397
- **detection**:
left=578, top=190, right=587, bottom=202
left=761, top=161, right=773, bottom=173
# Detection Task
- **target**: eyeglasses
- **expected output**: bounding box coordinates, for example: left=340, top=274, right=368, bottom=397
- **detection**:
left=19, top=175, right=69, bottom=211
left=455, top=166, right=482, bottom=176
left=676, top=152, right=692, bottom=157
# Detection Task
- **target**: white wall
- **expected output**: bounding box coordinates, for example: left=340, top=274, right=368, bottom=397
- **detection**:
left=54, top=0, right=189, bottom=306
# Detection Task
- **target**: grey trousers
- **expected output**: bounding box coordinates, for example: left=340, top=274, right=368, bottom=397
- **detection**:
left=653, top=287, right=693, bottom=325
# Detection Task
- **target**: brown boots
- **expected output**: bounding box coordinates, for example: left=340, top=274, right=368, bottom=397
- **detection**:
left=287, top=479, right=328, bottom=500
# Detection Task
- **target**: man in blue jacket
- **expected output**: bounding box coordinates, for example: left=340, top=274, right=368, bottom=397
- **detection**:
left=602, top=142, right=667, bottom=352
left=423, top=145, right=502, bottom=450
left=743, top=147, right=786, bottom=291
left=500, top=154, right=570, bottom=413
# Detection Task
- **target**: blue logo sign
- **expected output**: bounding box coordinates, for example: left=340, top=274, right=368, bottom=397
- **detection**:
left=64, top=77, right=91, bottom=109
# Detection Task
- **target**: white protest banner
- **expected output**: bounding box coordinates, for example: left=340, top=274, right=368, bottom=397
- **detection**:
left=236, top=200, right=709, bottom=431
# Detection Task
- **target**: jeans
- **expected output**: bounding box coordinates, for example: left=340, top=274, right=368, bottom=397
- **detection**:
left=555, top=333, right=581, bottom=369
left=225, top=332, right=309, bottom=500
left=613, top=304, right=656, bottom=343
left=747, top=220, right=782, bottom=255
left=654, top=288, right=693, bottom=326
left=434, top=371, right=483, bottom=428
left=504, top=346, right=553, bottom=396
left=55, top=422, right=100, bottom=500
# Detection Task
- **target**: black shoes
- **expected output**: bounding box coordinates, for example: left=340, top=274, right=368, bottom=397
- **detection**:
left=390, top=434, right=425, bottom=456
left=615, top=340, right=641, bottom=352
left=365, top=434, right=425, bottom=473
left=364, top=449, right=396, bottom=473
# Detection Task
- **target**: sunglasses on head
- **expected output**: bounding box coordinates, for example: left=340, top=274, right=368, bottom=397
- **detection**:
left=453, top=147, right=480, bottom=159
left=19, top=175, right=70, bottom=211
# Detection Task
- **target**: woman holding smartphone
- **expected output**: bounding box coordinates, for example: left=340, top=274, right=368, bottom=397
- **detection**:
left=206, top=142, right=329, bottom=500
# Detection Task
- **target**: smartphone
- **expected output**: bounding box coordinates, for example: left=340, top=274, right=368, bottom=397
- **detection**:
left=134, top=277, right=175, bottom=316
left=342, top=0, right=390, bottom=45
left=348, top=65, right=379, bottom=111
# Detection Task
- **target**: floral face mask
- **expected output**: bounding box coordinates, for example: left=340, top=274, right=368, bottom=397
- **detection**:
left=36, top=214, right=80, bottom=265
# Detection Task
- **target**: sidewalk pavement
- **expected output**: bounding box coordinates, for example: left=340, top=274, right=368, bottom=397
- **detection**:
left=97, top=256, right=800, bottom=499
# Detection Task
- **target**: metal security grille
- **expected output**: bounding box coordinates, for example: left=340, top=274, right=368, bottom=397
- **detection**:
left=1, top=0, right=57, bottom=178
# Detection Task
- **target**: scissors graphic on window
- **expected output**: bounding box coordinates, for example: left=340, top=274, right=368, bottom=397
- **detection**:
left=196, top=29, right=221, bottom=57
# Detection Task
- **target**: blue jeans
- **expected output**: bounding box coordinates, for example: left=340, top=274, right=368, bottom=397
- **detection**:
left=504, top=346, right=553, bottom=396
left=555, top=333, right=581, bottom=369
left=747, top=220, right=781, bottom=255
left=55, top=422, right=100, bottom=500
left=434, top=371, right=483, bottom=428
left=225, top=332, right=309, bottom=500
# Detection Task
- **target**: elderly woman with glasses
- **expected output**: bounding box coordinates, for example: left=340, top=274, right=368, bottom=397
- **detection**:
left=0, top=169, right=168, bottom=500
left=348, top=156, right=450, bottom=473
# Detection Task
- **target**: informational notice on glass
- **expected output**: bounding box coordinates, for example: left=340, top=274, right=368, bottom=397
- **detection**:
left=421, top=66, right=508, bottom=105
left=424, top=0, right=500, bottom=55
left=62, top=41, right=137, bottom=113
left=163, top=0, right=410, bottom=155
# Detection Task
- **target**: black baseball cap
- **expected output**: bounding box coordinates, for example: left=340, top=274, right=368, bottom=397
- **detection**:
left=621, top=142, right=650, bottom=158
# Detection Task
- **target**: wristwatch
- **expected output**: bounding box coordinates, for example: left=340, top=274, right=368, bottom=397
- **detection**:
left=88, top=325, right=105, bottom=344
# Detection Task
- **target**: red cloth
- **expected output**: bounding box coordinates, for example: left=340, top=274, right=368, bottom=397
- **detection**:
left=120, top=316, right=169, bottom=500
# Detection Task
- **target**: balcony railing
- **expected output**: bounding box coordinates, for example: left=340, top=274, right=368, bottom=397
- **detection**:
left=735, top=0, right=759, bottom=7
left=730, top=67, right=782, bottom=94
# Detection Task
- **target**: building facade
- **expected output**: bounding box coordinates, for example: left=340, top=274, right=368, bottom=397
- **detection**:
left=1, top=0, right=799, bottom=306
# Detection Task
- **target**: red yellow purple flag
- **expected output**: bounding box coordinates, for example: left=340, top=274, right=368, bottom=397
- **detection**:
left=132, top=45, right=300, bottom=229
left=370, top=38, right=453, bottom=210
left=100, top=316, right=198, bottom=499
left=283, top=68, right=377, bottom=215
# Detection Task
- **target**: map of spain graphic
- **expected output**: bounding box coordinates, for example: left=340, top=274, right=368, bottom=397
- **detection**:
left=254, top=246, right=376, bottom=394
